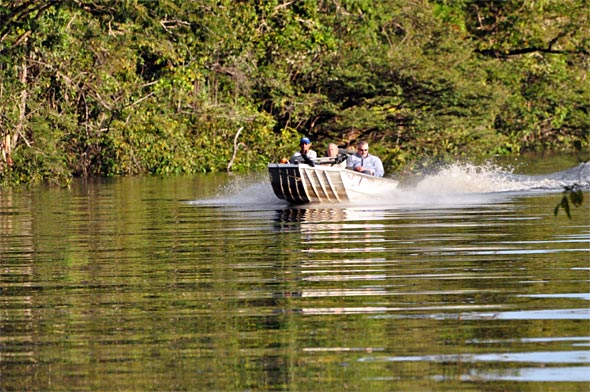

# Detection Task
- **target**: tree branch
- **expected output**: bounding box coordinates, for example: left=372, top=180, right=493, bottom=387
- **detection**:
left=476, top=46, right=579, bottom=58
left=227, top=127, right=244, bottom=173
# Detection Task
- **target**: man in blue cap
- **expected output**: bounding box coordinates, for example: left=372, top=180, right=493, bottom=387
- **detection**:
left=289, top=137, right=317, bottom=164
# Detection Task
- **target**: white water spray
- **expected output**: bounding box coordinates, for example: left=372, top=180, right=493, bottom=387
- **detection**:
left=192, top=162, right=589, bottom=207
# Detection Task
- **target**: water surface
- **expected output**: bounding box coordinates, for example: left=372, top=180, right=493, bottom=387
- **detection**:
left=1, top=155, right=589, bottom=390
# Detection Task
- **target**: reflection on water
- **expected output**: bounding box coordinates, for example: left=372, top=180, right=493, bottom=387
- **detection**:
left=1, top=158, right=589, bottom=390
left=460, top=366, right=590, bottom=383
left=360, top=350, right=590, bottom=364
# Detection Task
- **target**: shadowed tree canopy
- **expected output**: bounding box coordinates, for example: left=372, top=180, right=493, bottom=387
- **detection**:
left=0, top=0, right=588, bottom=185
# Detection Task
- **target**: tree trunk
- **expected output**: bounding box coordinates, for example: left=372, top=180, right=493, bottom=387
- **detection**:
left=1, top=60, right=27, bottom=169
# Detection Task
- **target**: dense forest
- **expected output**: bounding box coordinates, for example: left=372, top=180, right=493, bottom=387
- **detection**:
left=0, top=0, right=588, bottom=185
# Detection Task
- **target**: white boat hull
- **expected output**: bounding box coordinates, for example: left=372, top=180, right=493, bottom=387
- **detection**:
left=268, top=163, right=398, bottom=204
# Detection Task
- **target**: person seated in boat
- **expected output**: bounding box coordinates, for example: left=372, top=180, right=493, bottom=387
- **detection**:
left=326, top=143, right=347, bottom=168
left=289, top=137, right=317, bottom=164
left=348, top=141, right=384, bottom=177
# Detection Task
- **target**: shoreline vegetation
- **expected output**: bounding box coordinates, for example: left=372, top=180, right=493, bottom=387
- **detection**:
left=0, top=1, right=588, bottom=186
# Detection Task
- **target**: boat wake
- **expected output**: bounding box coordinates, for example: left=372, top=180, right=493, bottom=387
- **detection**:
left=191, top=172, right=285, bottom=207
left=414, top=161, right=589, bottom=193
left=191, top=162, right=590, bottom=208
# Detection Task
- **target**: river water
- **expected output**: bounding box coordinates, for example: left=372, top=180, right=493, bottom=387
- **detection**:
left=1, top=154, right=589, bottom=391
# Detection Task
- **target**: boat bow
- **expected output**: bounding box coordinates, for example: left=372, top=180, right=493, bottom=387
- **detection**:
left=268, top=163, right=398, bottom=204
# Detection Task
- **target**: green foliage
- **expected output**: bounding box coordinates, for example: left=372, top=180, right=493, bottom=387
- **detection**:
left=0, top=0, right=588, bottom=185
left=554, top=184, right=585, bottom=219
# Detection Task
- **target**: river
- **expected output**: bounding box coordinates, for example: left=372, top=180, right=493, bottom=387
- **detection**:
left=1, top=154, right=589, bottom=391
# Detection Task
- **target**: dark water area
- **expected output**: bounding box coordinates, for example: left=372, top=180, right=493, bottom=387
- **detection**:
left=1, top=154, right=589, bottom=391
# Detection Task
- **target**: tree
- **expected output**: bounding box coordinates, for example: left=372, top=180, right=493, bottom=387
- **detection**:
left=0, top=0, right=587, bottom=185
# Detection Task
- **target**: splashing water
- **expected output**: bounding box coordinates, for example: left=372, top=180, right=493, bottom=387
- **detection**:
left=192, top=172, right=283, bottom=206
left=193, top=162, right=590, bottom=207
left=414, top=162, right=588, bottom=194
left=413, top=163, right=515, bottom=194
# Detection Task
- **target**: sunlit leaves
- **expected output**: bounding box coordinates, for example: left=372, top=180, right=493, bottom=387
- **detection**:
left=0, top=0, right=588, bottom=185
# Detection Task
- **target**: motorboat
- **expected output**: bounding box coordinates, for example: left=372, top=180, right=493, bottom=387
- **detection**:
left=268, top=157, right=399, bottom=204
